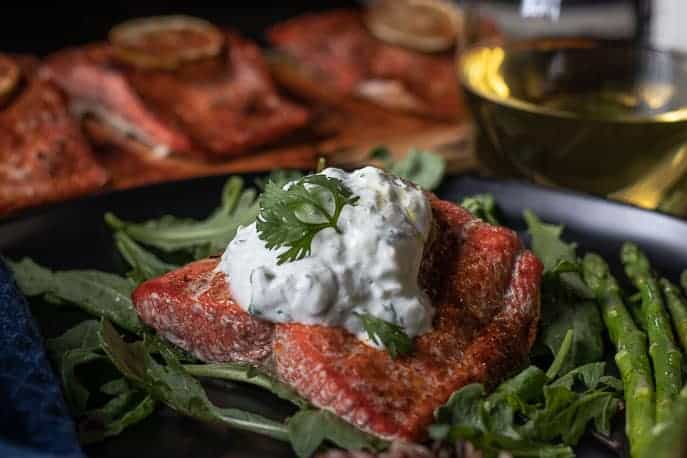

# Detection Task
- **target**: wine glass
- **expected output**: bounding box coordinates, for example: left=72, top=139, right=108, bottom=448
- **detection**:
left=457, top=0, right=687, bottom=212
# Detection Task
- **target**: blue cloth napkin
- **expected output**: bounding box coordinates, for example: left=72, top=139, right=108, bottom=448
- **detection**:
left=0, top=259, right=84, bottom=458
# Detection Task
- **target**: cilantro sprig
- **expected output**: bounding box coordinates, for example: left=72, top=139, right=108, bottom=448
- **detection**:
left=257, top=175, right=359, bottom=265
left=355, top=313, right=413, bottom=359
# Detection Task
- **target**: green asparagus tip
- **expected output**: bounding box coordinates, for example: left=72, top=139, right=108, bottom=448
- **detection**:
left=582, top=252, right=605, bottom=274
left=660, top=278, right=680, bottom=295
left=104, top=212, right=125, bottom=230
left=621, top=242, right=650, bottom=280
left=582, top=253, right=612, bottom=294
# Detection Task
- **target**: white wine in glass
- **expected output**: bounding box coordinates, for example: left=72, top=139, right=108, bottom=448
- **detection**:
left=459, top=0, right=687, bottom=209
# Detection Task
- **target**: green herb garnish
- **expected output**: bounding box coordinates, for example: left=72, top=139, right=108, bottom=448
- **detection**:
left=105, top=176, right=260, bottom=259
left=461, top=193, right=499, bottom=225
left=430, top=336, right=621, bottom=458
left=99, top=319, right=384, bottom=456
left=9, top=258, right=142, bottom=334
left=257, top=175, right=358, bottom=264
left=98, top=320, right=290, bottom=441
left=355, top=313, right=413, bottom=359
left=370, top=146, right=446, bottom=190
left=287, top=409, right=386, bottom=458
left=524, top=210, right=603, bottom=375
left=523, top=209, right=577, bottom=273
left=114, top=232, right=177, bottom=284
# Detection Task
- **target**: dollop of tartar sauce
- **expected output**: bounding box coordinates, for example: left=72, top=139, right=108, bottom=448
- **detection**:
left=218, top=166, right=434, bottom=348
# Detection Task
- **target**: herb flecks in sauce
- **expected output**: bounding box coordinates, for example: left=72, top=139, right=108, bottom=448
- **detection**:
left=220, top=167, right=434, bottom=350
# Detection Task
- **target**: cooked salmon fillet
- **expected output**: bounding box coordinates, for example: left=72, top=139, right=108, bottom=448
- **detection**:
left=132, top=196, right=542, bottom=441
left=41, top=31, right=309, bottom=158
left=0, top=54, right=107, bottom=215
left=267, top=10, right=462, bottom=120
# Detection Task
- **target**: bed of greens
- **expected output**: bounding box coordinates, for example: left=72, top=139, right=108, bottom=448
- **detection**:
left=7, top=149, right=687, bottom=458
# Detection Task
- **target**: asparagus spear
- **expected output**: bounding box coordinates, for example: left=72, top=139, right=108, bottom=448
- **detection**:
left=583, top=253, right=655, bottom=457
left=681, top=271, right=687, bottom=295
left=626, top=292, right=647, bottom=332
left=621, top=242, right=683, bottom=424
left=639, top=386, right=687, bottom=458
left=660, top=278, right=687, bottom=354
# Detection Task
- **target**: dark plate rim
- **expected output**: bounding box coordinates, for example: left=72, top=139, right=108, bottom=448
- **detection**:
left=3, top=171, right=686, bottom=229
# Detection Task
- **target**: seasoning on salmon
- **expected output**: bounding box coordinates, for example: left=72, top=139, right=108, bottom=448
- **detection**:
left=132, top=196, right=542, bottom=441
left=0, top=54, right=107, bottom=215
left=42, top=27, right=309, bottom=158
left=267, top=10, right=463, bottom=120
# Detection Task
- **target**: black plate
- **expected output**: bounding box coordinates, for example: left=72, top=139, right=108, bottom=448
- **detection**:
left=2, top=173, right=686, bottom=458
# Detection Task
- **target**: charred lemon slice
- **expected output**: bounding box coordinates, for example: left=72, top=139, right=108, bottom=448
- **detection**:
left=0, top=54, right=20, bottom=107
left=365, top=0, right=462, bottom=53
left=109, top=15, right=224, bottom=70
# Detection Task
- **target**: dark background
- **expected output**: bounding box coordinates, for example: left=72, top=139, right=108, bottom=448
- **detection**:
left=1, top=1, right=648, bottom=55
left=0, top=2, right=356, bottom=55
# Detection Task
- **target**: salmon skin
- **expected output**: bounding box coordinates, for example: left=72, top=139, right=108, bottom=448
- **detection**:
left=132, top=196, right=543, bottom=441
left=267, top=10, right=463, bottom=120
left=0, top=54, right=107, bottom=215
left=41, top=31, right=308, bottom=158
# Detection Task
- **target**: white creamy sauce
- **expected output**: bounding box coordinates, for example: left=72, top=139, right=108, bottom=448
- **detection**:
left=218, top=166, right=434, bottom=348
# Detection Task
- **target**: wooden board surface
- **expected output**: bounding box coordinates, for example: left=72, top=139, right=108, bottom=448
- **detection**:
left=88, top=91, right=477, bottom=191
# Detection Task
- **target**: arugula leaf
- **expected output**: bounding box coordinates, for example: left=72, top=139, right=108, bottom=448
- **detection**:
left=287, top=409, right=386, bottom=458
left=524, top=210, right=602, bottom=372
left=146, top=334, right=198, bottom=364
left=97, top=320, right=387, bottom=454
left=540, top=298, right=604, bottom=375
left=59, top=349, right=105, bottom=414
left=286, top=410, right=327, bottom=458
left=523, top=210, right=577, bottom=273
left=550, top=362, right=607, bottom=390
left=100, top=378, right=130, bottom=396
left=9, top=258, right=142, bottom=333
left=183, top=362, right=308, bottom=408
left=114, top=232, right=177, bottom=283
left=431, top=383, right=485, bottom=438
left=257, top=175, right=359, bottom=264
left=598, top=376, right=624, bottom=393
left=47, top=320, right=101, bottom=359
left=47, top=321, right=103, bottom=415
left=431, top=360, right=621, bottom=458
left=255, top=169, right=304, bottom=191
left=523, top=386, right=619, bottom=444
left=79, top=387, right=156, bottom=444
left=431, top=380, right=574, bottom=458
left=106, top=176, right=260, bottom=259
left=369, top=147, right=446, bottom=190
left=98, top=320, right=290, bottom=441
left=461, top=194, right=500, bottom=225
left=489, top=366, right=549, bottom=404
left=546, top=329, right=574, bottom=380
left=355, top=313, right=413, bottom=359
left=389, top=149, right=446, bottom=190
left=45, top=321, right=154, bottom=443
